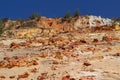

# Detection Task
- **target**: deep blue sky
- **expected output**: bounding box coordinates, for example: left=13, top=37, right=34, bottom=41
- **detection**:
left=0, top=0, right=120, bottom=19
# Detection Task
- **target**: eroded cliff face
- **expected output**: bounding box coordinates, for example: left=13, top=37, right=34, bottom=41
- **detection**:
left=0, top=15, right=113, bottom=39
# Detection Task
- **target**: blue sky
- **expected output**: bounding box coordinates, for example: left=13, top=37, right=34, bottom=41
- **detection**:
left=0, top=0, right=120, bottom=19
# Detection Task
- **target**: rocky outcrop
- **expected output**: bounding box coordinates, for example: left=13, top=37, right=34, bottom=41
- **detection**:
left=74, top=15, right=112, bottom=29
left=0, top=15, right=115, bottom=39
left=88, top=15, right=112, bottom=27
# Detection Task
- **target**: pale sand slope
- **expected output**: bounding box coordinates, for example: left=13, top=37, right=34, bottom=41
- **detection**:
left=0, top=31, right=120, bottom=80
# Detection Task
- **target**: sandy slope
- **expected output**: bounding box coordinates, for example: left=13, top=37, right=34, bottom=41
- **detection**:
left=0, top=30, right=120, bottom=80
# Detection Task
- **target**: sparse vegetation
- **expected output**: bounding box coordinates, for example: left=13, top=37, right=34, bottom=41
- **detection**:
left=17, top=18, right=25, bottom=24
left=112, top=17, right=120, bottom=25
left=29, top=13, right=41, bottom=20
left=24, top=22, right=37, bottom=28
left=61, top=11, right=72, bottom=23
left=64, top=11, right=71, bottom=19
left=112, top=17, right=120, bottom=22
left=74, top=9, right=81, bottom=17
left=0, top=19, right=4, bottom=35
left=2, top=18, right=10, bottom=22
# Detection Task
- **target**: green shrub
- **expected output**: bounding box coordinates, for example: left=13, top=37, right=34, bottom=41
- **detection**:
left=2, top=18, right=9, bottom=22
left=29, top=13, right=41, bottom=20
left=61, top=11, right=71, bottom=23
left=74, top=9, right=81, bottom=17
left=0, top=19, right=3, bottom=35
left=64, top=11, right=71, bottom=19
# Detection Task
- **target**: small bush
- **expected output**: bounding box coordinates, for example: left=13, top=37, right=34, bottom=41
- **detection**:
left=61, top=11, right=71, bottom=23
left=29, top=13, right=41, bottom=20
left=2, top=18, right=10, bottom=22
left=0, top=19, right=3, bottom=35
left=74, top=9, right=80, bottom=17
left=64, top=12, right=71, bottom=19
left=17, top=18, right=25, bottom=24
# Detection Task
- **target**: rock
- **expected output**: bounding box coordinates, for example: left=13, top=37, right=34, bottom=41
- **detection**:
left=79, top=76, right=95, bottom=80
left=80, top=40, right=87, bottom=43
left=0, top=76, right=5, bottom=79
left=112, top=53, right=120, bottom=56
left=37, top=73, right=48, bottom=80
left=9, top=76, right=15, bottom=79
left=83, top=62, right=91, bottom=66
left=62, top=75, right=71, bottom=80
left=17, top=72, right=29, bottom=80
left=10, top=42, right=20, bottom=49
left=92, top=39, right=99, bottom=43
